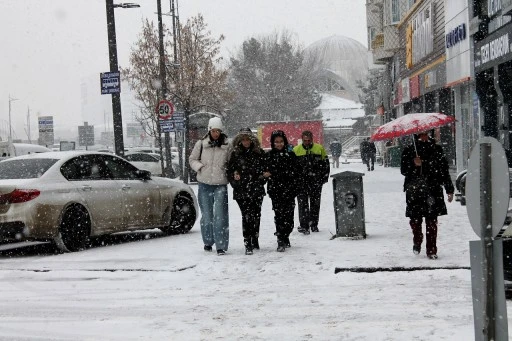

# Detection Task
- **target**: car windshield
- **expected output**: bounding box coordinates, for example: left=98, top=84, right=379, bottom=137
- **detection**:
left=0, top=159, right=58, bottom=179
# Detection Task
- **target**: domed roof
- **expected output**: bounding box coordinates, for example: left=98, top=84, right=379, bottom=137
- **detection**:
left=305, top=35, right=368, bottom=88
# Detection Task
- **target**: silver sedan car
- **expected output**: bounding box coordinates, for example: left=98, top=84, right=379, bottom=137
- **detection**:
left=0, top=151, right=197, bottom=252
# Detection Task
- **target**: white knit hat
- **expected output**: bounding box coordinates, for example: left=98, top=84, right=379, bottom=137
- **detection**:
left=208, top=117, right=224, bottom=131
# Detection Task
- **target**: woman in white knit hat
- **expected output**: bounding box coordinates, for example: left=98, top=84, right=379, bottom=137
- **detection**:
left=189, top=116, right=231, bottom=255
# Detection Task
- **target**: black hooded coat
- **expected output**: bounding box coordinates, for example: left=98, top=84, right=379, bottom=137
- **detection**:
left=265, top=130, right=300, bottom=203
left=400, top=137, right=454, bottom=218
left=227, top=131, right=267, bottom=201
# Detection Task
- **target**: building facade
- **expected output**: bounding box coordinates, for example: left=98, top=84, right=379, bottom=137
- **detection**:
left=367, top=0, right=484, bottom=171
left=471, top=0, right=512, bottom=166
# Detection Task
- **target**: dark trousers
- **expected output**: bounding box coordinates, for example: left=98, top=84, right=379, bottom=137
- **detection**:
left=272, top=200, right=295, bottom=239
left=297, top=185, right=322, bottom=231
left=236, top=197, right=263, bottom=240
left=409, top=216, right=438, bottom=256
left=363, top=155, right=375, bottom=170
left=332, top=155, right=340, bottom=168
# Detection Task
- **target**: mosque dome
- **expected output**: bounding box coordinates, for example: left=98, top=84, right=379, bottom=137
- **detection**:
left=305, top=35, right=369, bottom=101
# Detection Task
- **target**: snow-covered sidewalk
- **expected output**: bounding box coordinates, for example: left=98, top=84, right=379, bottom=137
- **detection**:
left=0, top=162, right=506, bottom=340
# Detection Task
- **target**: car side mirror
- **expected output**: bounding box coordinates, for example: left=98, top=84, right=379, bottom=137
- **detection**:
left=135, top=169, right=152, bottom=181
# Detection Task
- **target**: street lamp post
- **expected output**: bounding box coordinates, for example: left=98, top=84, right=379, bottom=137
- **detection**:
left=105, top=1, right=139, bottom=156
left=8, top=95, right=19, bottom=143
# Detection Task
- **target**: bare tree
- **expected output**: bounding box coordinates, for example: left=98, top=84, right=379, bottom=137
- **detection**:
left=123, top=15, right=230, bottom=151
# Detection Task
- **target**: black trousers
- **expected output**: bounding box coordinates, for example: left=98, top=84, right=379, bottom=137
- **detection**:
left=271, top=199, right=295, bottom=239
left=363, top=155, right=375, bottom=170
left=236, top=196, right=263, bottom=240
left=297, top=185, right=322, bottom=230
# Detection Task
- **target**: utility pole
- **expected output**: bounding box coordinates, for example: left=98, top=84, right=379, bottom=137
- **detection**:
left=157, top=0, right=175, bottom=178
left=8, top=95, right=18, bottom=143
left=170, top=0, right=184, bottom=181
left=105, top=0, right=124, bottom=156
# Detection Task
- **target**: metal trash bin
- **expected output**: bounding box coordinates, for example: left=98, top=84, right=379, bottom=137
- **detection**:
left=389, top=146, right=402, bottom=167
left=331, top=171, right=366, bottom=238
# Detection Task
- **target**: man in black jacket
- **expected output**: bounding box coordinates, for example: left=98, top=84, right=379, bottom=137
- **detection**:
left=293, top=131, right=330, bottom=234
left=360, top=137, right=377, bottom=171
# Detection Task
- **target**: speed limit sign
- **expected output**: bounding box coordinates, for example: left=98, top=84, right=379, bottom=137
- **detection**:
left=156, top=100, right=174, bottom=120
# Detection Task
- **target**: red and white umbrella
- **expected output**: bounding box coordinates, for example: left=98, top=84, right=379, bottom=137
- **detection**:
left=371, top=113, right=455, bottom=141
left=370, top=112, right=455, bottom=154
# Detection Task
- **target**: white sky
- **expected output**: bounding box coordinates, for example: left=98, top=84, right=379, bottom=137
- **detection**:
left=0, top=0, right=367, bottom=141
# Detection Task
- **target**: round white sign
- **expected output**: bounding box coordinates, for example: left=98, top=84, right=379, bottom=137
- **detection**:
left=156, top=100, right=174, bottom=120
left=466, top=137, right=510, bottom=238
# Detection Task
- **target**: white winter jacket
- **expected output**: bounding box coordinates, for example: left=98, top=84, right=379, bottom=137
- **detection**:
left=189, top=135, right=231, bottom=185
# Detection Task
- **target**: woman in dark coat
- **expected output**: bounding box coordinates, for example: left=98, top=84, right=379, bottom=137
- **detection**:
left=227, top=128, right=267, bottom=255
left=265, top=130, right=300, bottom=252
left=400, top=131, right=454, bottom=259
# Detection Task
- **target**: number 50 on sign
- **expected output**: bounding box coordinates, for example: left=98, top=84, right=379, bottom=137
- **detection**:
left=156, top=100, right=174, bottom=120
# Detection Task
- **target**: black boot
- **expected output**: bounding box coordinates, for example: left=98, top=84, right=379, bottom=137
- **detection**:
left=276, top=239, right=286, bottom=252
left=251, top=236, right=260, bottom=250
left=284, top=236, right=291, bottom=248
left=244, top=238, right=253, bottom=255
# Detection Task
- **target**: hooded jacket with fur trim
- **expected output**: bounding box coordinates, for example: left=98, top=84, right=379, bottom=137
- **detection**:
left=227, top=130, right=267, bottom=200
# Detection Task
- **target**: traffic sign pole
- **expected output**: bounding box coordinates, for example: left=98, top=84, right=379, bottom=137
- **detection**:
left=155, top=99, right=175, bottom=178
left=480, top=143, right=495, bottom=341
left=466, top=137, right=509, bottom=341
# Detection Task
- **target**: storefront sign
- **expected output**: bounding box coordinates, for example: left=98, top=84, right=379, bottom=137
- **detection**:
left=412, top=3, right=433, bottom=65
left=446, top=24, right=467, bottom=48
left=401, top=78, right=410, bottom=104
left=425, top=70, right=437, bottom=88
left=482, top=33, right=509, bottom=64
left=410, top=76, right=420, bottom=99
left=474, top=23, right=512, bottom=72
left=488, top=0, right=502, bottom=17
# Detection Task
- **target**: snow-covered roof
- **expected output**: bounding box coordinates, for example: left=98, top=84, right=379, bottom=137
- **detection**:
left=316, top=93, right=365, bottom=128
left=316, top=93, right=363, bottom=111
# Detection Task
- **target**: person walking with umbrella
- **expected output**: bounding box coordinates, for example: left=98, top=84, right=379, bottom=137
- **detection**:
left=400, top=131, right=454, bottom=259
left=371, top=113, right=456, bottom=259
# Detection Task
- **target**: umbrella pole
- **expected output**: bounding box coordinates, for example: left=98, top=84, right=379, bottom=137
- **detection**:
left=412, top=135, right=418, bottom=156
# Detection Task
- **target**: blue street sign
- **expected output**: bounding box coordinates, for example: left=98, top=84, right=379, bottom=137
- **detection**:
left=171, top=111, right=185, bottom=121
left=100, top=72, right=121, bottom=94
left=160, top=119, right=184, bottom=132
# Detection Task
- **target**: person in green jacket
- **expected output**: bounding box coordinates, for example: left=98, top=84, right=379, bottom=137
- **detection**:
left=293, top=130, right=330, bottom=234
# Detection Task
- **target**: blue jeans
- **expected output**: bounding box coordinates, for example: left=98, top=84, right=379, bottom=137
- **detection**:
left=198, top=183, right=229, bottom=251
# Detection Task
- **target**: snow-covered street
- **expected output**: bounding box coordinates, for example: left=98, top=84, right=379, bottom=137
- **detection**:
left=0, top=162, right=507, bottom=340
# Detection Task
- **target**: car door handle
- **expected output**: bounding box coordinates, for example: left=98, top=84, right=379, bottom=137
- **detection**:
left=121, top=184, right=131, bottom=191
left=81, top=185, right=92, bottom=191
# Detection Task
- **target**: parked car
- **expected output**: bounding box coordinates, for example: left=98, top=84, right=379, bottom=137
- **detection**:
left=124, top=152, right=164, bottom=176
left=0, top=151, right=197, bottom=252
left=126, top=146, right=180, bottom=163
left=0, top=142, right=51, bottom=158
left=124, top=152, right=181, bottom=178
